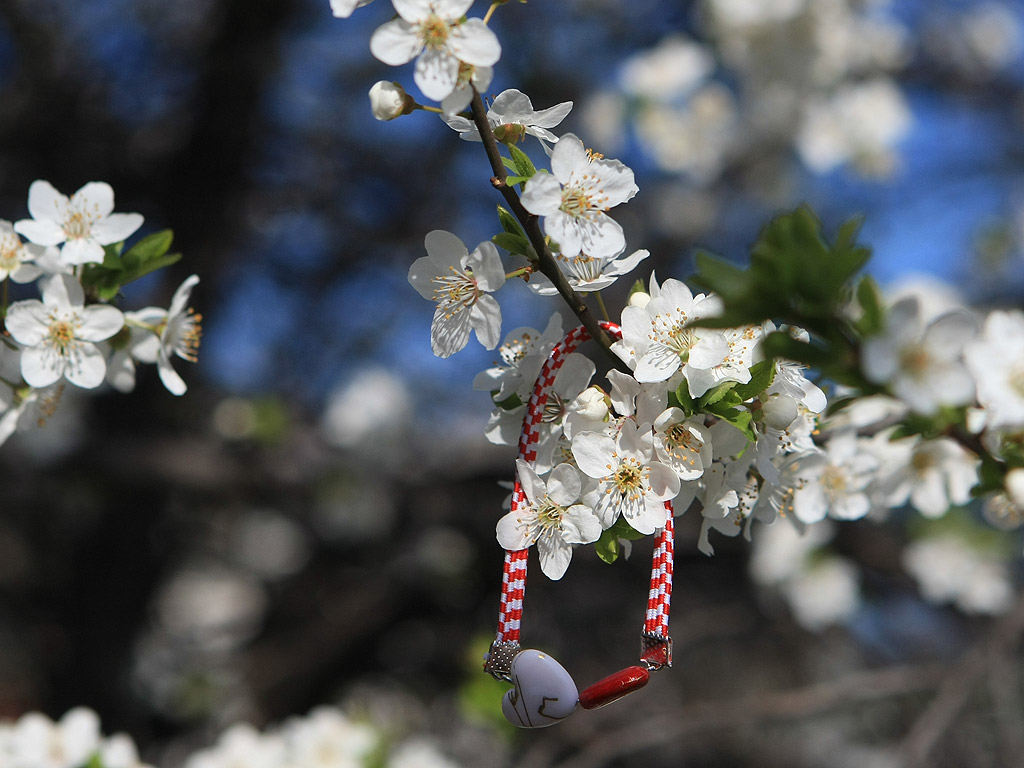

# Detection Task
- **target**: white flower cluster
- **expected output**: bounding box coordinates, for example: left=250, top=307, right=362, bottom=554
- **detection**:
left=0, top=706, right=463, bottom=768
left=183, top=707, right=459, bottom=768
left=335, top=1, right=1024, bottom=600
left=583, top=0, right=911, bottom=180
left=0, top=707, right=152, bottom=768
left=0, top=180, right=201, bottom=447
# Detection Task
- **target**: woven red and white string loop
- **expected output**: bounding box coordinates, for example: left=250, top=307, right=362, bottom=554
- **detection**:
left=484, top=322, right=674, bottom=680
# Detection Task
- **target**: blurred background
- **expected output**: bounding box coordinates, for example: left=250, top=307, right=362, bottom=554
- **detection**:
left=0, top=0, right=1024, bottom=765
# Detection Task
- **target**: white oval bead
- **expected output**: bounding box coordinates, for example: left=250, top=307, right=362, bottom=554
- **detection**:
left=501, top=649, right=578, bottom=728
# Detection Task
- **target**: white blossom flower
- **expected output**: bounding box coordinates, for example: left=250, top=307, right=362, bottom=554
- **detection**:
left=782, top=432, right=879, bottom=524
left=473, top=313, right=562, bottom=403
left=368, top=80, right=414, bottom=120
left=652, top=407, right=711, bottom=482
left=0, top=708, right=151, bottom=768
left=6, top=274, right=124, bottom=389
left=520, top=133, right=638, bottom=259
left=496, top=460, right=602, bottom=579
left=526, top=247, right=650, bottom=295
left=369, top=0, right=501, bottom=103
left=125, top=274, right=202, bottom=395
left=862, top=296, right=977, bottom=415
left=882, top=436, right=979, bottom=518
left=903, top=534, right=1014, bottom=615
left=442, top=88, right=573, bottom=150
left=613, top=277, right=728, bottom=392
left=439, top=61, right=492, bottom=115
left=965, top=309, right=1024, bottom=429
left=781, top=556, right=861, bottom=631
left=0, top=220, right=46, bottom=283
left=408, top=230, right=504, bottom=358
left=15, top=180, right=143, bottom=266
left=572, top=418, right=680, bottom=534
left=283, top=707, right=378, bottom=767
left=183, top=723, right=287, bottom=768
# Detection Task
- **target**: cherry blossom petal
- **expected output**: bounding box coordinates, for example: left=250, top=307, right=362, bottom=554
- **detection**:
left=423, top=228, right=468, bottom=269
left=469, top=294, right=501, bottom=350
left=543, top=211, right=583, bottom=258
left=448, top=19, right=501, bottom=67
left=646, top=462, right=681, bottom=501
left=65, top=343, right=107, bottom=389
left=90, top=212, right=144, bottom=245
left=26, top=180, right=68, bottom=224
left=369, top=19, right=422, bottom=66
left=634, top=345, right=681, bottom=383
left=77, top=305, right=125, bottom=342
left=415, top=47, right=460, bottom=102
left=157, top=350, right=188, bottom=396
left=577, top=213, right=625, bottom=258
left=13, top=218, right=65, bottom=246
left=519, top=173, right=563, bottom=217
left=495, top=510, right=532, bottom=551
left=537, top=533, right=572, bottom=580
left=467, top=241, right=505, bottom=292
left=626, top=498, right=669, bottom=535
left=561, top=504, right=602, bottom=543
left=515, top=459, right=545, bottom=506
left=546, top=463, right=582, bottom=507
left=61, top=237, right=105, bottom=266
left=429, top=302, right=471, bottom=358
left=20, top=346, right=62, bottom=387
left=572, top=431, right=617, bottom=480
left=74, top=182, right=116, bottom=218
left=550, top=134, right=588, bottom=184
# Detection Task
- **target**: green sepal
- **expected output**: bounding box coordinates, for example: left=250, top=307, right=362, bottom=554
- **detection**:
left=595, top=518, right=647, bottom=564
left=85, top=754, right=104, bottom=768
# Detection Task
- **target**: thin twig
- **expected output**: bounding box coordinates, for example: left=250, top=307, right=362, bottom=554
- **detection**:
left=468, top=89, right=627, bottom=372
left=526, top=663, right=948, bottom=768
left=898, top=593, right=1024, bottom=768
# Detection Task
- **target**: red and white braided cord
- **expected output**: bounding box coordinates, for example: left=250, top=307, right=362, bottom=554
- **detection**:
left=494, top=322, right=674, bottom=649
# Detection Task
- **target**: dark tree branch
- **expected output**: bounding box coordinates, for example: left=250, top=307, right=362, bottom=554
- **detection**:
left=469, top=89, right=627, bottom=372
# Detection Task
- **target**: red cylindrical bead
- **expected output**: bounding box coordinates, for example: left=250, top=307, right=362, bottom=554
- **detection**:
left=579, top=665, right=650, bottom=710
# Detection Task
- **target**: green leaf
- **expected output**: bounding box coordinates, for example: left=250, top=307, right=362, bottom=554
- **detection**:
left=855, top=275, right=885, bottom=336
left=595, top=529, right=621, bottom=564
left=730, top=359, right=777, bottom=402
left=496, top=205, right=524, bottom=236
left=504, top=174, right=531, bottom=187
left=122, top=229, right=173, bottom=270
left=506, top=143, right=537, bottom=180
left=674, top=377, right=697, bottom=415
left=697, top=380, right=739, bottom=408
left=705, top=403, right=755, bottom=442
left=595, top=518, right=646, bottom=564
left=492, top=232, right=530, bottom=256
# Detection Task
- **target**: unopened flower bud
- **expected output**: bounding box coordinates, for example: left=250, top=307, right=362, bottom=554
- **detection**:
left=572, top=386, right=610, bottom=420
left=761, top=393, right=798, bottom=430
left=369, top=81, right=413, bottom=121
left=1006, top=468, right=1024, bottom=510
left=628, top=290, right=651, bottom=309
left=493, top=123, right=527, bottom=144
